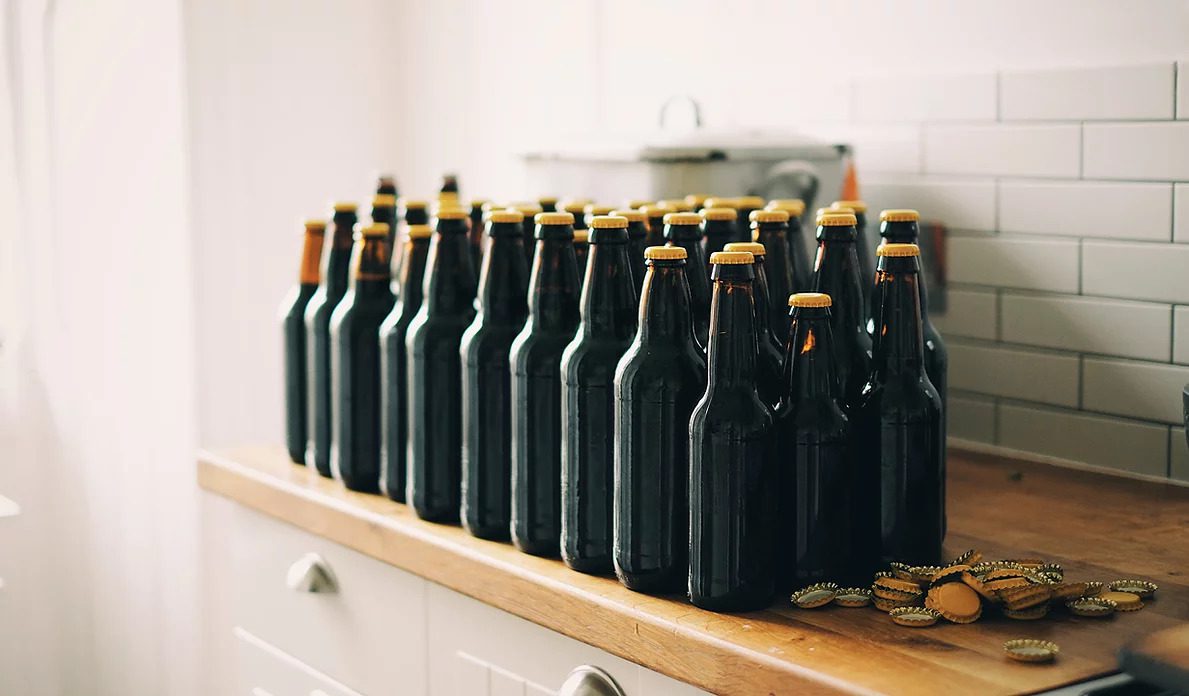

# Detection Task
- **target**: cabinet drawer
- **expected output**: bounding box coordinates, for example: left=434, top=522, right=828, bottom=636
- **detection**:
left=229, top=506, right=428, bottom=695
left=234, top=626, right=361, bottom=696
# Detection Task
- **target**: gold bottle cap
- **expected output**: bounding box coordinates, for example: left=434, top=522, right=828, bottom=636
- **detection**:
left=573, top=229, right=590, bottom=243
left=659, top=198, right=694, bottom=212
left=789, top=292, right=832, bottom=308
left=512, top=203, right=544, bottom=216
left=832, top=199, right=867, bottom=213
left=736, top=195, right=765, bottom=208
left=791, top=582, right=839, bottom=609
left=1107, top=580, right=1158, bottom=598
left=469, top=198, right=490, bottom=208
left=701, top=207, right=738, bottom=221
left=407, top=224, right=432, bottom=240
left=880, top=208, right=920, bottom=223
left=372, top=194, right=397, bottom=206
left=333, top=202, right=358, bottom=213
left=833, top=587, right=872, bottom=608
left=626, top=198, right=654, bottom=209
left=436, top=207, right=469, bottom=220
left=819, top=205, right=853, bottom=218
left=538, top=195, right=559, bottom=205
left=560, top=199, right=591, bottom=213
left=1099, top=591, right=1144, bottom=611
left=590, top=215, right=628, bottom=229
left=645, top=245, right=687, bottom=260
left=400, top=199, right=428, bottom=209
left=878, top=243, right=921, bottom=257
left=766, top=199, right=806, bottom=216
left=536, top=211, right=575, bottom=225
left=584, top=203, right=615, bottom=216
left=684, top=193, right=710, bottom=208
left=819, top=212, right=857, bottom=227
left=304, top=219, right=328, bottom=230
left=889, top=606, right=941, bottom=627
left=438, top=190, right=460, bottom=200
left=750, top=209, right=790, bottom=224
left=360, top=222, right=389, bottom=237
left=1066, top=597, right=1114, bottom=616
left=642, top=203, right=675, bottom=217
left=1003, top=639, right=1059, bottom=663
left=610, top=208, right=645, bottom=222
left=710, top=250, right=754, bottom=265
left=663, top=212, right=703, bottom=226
left=724, top=242, right=766, bottom=257
left=703, top=197, right=738, bottom=209
left=489, top=210, right=524, bottom=223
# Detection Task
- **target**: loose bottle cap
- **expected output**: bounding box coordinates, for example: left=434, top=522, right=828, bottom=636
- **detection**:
left=659, top=198, right=694, bottom=212
left=710, top=250, right=754, bottom=265
left=372, top=194, right=396, bottom=206
left=1003, top=639, right=1059, bottom=663
left=701, top=207, right=738, bottom=221
left=1100, top=591, right=1144, bottom=611
left=819, top=212, right=857, bottom=227
left=573, top=229, right=590, bottom=242
left=627, top=199, right=654, bottom=209
left=584, top=203, right=615, bottom=216
left=878, top=243, right=920, bottom=257
left=489, top=210, right=524, bottom=223
left=436, top=207, right=469, bottom=220
left=736, top=195, right=765, bottom=208
left=663, top=212, right=703, bottom=226
left=832, top=199, right=868, bottom=213
left=400, top=199, right=428, bottom=209
left=880, top=208, right=920, bottom=222
left=791, top=582, right=839, bottom=609
left=536, top=211, right=575, bottom=225
left=512, top=203, right=544, bottom=216
left=407, top=224, right=432, bottom=240
left=684, top=193, right=710, bottom=208
left=789, top=292, right=831, bottom=308
left=561, top=199, right=591, bottom=213
left=1106, top=579, right=1158, bottom=598
left=360, top=222, right=389, bottom=237
left=645, top=246, right=687, bottom=260
left=889, top=606, right=941, bottom=627
left=610, top=208, right=645, bottom=222
left=724, top=242, right=766, bottom=257
left=703, top=197, right=738, bottom=209
left=304, top=219, right=328, bottom=230
left=750, top=209, right=790, bottom=224
left=766, top=199, right=806, bottom=216
left=333, top=202, right=358, bottom=213
left=538, top=195, right=559, bottom=205
left=590, top=215, right=628, bottom=229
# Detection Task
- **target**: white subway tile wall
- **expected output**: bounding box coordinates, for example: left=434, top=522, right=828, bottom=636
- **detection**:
left=948, top=341, right=1079, bottom=407
left=998, top=180, right=1172, bottom=241
left=1175, top=307, right=1189, bottom=365
left=923, top=124, right=1081, bottom=178
left=1175, top=184, right=1189, bottom=243
left=947, top=236, right=1079, bottom=292
left=1082, top=122, right=1189, bottom=180
left=931, top=289, right=997, bottom=341
left=999, top=294, right=1171, bottom=362
left=1082, top=358, right=1189, bottom=424
left=946, top=393, right=997, bottom=443
left=998, top=403, right=1169, bottom=477
left=999, top=64, right=1174, bottom=121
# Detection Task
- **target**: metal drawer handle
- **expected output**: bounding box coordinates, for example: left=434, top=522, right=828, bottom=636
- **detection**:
left=286, top=552, right=338, bottom=594
left=559, top=666, right=626, bottom=696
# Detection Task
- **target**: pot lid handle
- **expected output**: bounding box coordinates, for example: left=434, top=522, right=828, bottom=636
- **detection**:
left=658, top=95, right=703, bottom=131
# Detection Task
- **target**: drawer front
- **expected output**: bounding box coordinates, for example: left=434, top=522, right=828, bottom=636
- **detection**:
left=229, top=506, right=428, bottom=695
left=234, top=626, right=361, bottom=696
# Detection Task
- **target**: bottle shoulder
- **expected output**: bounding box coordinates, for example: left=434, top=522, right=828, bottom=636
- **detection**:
left=857, top=374, right=942, bottom=419
left=691, top=389, right=774, bottom=431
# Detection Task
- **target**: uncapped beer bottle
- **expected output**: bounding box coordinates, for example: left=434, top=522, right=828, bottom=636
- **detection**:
left=468, top=198, right=489, bottom=278
left=613, top=208, right=649, bottom=293
left=723, top=242, right=783, bottom=411
left=304, top=202, right=357, bottom=477
left=663, top=212, right=711, bottom=349
left=749, top=209, right=796, bottom=341
left=460, top=210, right=530, bottom=540
left=642, top=203, right=673, bottom=247
left=736, top=196, right=765, bottom=244
left=538, top=195, right=558, bottom=213
left=701, top=207, right=737, bottom=267
left=766, top=199, right=812, bottom=294
left=776, top=293, right=856, bottom=589
left=372, top=194, right=399, bottom=251
left=512, top=203, right=544, bottom=266
left=282, top=219, right=326, bottom=463
left=832, top=200, right=874, bottom=303
left=406, top=208, right=478, bottom=521
left=812, top=212, right=873, bottom=410
left=560, top=215, right=639, bottom=573
left=684, top=193, right=710, bottom=211
left=689, top=250, right=777, bottom=612
left=510, top=212, right=582, bottom=556
left=702, top=197, right=740, bottom=242
left=613, top=245, right=706, bottom=593
left=379, top=223, right=433, bottom=502
left=330, top=223, right=396, bottom=492
left=856, top=243, right=944, bottom=567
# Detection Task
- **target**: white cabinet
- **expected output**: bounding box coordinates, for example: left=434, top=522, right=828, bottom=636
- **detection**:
left=233, top=626, right=362, bottom=696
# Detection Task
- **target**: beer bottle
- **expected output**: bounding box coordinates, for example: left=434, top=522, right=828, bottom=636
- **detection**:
left=560, top=215, right=639, bottom=574
left=405, top=208, right=478, bottom=521
left=394, top=199, right=429, bottom=298
left=660, top=198, right=694, bottom=212
left=376, top=174, right=397, bottom=198
left=812, top=212, right=873, bottom=410
left=510, top=212, right=582, bottom=556
left=573, top=229, right=591, bottom=285
left=765, top=199, right=812, bottom=294
left=612, top=208, right=649, bottom=293
left=329, top=223, right=396, bottom=492
left=702, top=197, right=739, bottom=242
left=372, top=194, right=399, bottom=251
left=736, top=196, right=765, bottom=244
left=468, top=198, right=490, bottom=278
left=663, top=212, right=711, bottom=349
left=700, top=207, right=737, bottom=266
left=304, top=202, right=357, bottom=477
left=856, top=243, right=944, bottom=567
left=641, top=203, right=673, bottom=247
left=378, top=223, right=433, bottom=502
left=613, top=246, right=706, bottom=593
left=460, top=210, right=530, bottom=540
left=749, top=209, right=796, bottom=341
left=561, top=199, right=591, bottom=231
left=689, top=250, right=777, bottom=612
left=776, top=293, right=854, bottom=589
left=511, top=203, right=544, bottom=265
left=440, top=173, right=460, bottom=194
left=684, top=193, right=710, bottom=211
left=723, top=242, right=783, bottom=411
left=583, top=203, right=615, bottom=228
left=282, top=219, right=326, bottom=464
left=831, top=200, right=874, bottom=303
left=538, top=195, right=559, bottom=213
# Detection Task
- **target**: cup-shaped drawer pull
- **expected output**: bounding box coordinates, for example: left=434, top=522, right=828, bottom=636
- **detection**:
left=559, top=666, right=626, bottom=696
left=285, top=552, right=338, bottom=594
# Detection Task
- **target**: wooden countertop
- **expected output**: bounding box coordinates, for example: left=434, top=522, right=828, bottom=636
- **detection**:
left=198, top=446, right=1189, bottom=695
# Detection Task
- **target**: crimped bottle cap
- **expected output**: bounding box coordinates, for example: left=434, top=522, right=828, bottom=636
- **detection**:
left=489, top=210, right=524, bottom=223
left=536, top=211, right=575, bottom=225
left=584, top=203, right=615, bottom=216
left=590, top=215, right=628, bottom=229
left=407, top=224, right=432, bottom=240
left=724, top=241, right=766, bottom=257
left=1003, top=639, right=1059, bottom=663
left=359, top=223, right=389, bottom=237
left=512, top=203, right=544, bottom=216
left=702, top=207, right=738, bottom=221
left=684, top=193, right=710, bottom=208
left=789, top=292, right=831, bottom=308
left=400, top=199, right=428, bottom=209
left=642, top=203, right=675, bottom=217
left=750, top=209, right=790, bottom=224
left=710, top=250, right=753, bottom=265
left=304, top=219, right=328, bottom=230
left=538, top=195, right=559, bottom=205
left=736, top=195, right=765, bottom=208
left=333, top=202, right=358, bottom=213
left=663, top=212, right=703, bottom=226
left=832, top=199, right=867, bottom=213
left=791, top=582, right=839, bottom=609
left=819, top=205, right=853, bottom=218
left=880, top=208, right=920, bottom=223
left=703, top=197, right=738, bottom=209
left=645, top=245, right=686, bottom=260
left=560, top=199, right=591, bottom=213
left=1107, top=579, right=1158, bottom=598
left=626, top=198, right=654, bottom=209
left=766, top=199, right=806, bottom=216
left=469, top=198, right=490, bottom=208
left=610, top=208, right=645, bottom=222
left=659, top=198, right=694, bottom=212
left=373, top=194, right=396, bottom=206
left=889, top=606, right=941, bottom=627
left=573, top=229, right=590, bottom=243
left=436, top=207, right=469, bottom=220
left=819, top=212, right=857, bottom=227
left=878, top=243, right=920, bottom=257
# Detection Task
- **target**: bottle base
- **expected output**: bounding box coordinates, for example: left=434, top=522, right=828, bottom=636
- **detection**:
left=513, top=537, right=559, bottom=558
left=689, top=588, right=775, bottom=613
left=563, top=554, right=613, bottom=575
left=616, top=568, right=685, bottom=595
left=341, top=477, right=381, bottom=495
left=413, top=506, right=461, bottom=524
left=465, top=522, right=511, bottom=542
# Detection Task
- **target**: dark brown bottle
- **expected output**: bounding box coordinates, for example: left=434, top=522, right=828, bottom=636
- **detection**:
left=282, top=219, right=326, bottom=463
left=612, top=208, right=649, bottom=294
left=613, top=246, right=706, bottom=593
left=510, top=212, right=582, bottom=556
left=560, top=216, right=639, bottom=573
left=641, top=204, right=672, bottom=247
left=832, top=200, right=874, bottom=303
left=573, top=228, right=590, bottom=286
left=812, top=212, right=873, bottom=410
left=512, top=203, right=544, bottom=266
left=376, top=174, right=397, bottom=197
left=372, top=194, right=398, bottom=251
left=468, top=199, right=489, bottom=280
left=460, top=210, right=530, bottom=540
left=855, top=243, right=944, bottom=567
left=702, top=198, right=740, bottom=244
left=304, top=203, right=357, bottom=477
left=700, top=207, right=737, bottom=269
left=330, top=223, right=396, bottom=492
left=689, top=250, right=777, bottom=612
left=766, top=199, right=812, bottom=294
left=538, top=196, right=558, bottom=213
left=776, top=293, right=855, bottom=589
left=749, top=209, right=797, bottom=342
left=663, top=212, right=711, bottom=349
left=405, top=208, right=478, bottom=521
left=379, top=224, right=432, bottom=502
left=441, top=173, right=460, bottom=194
left=723, top=242, right=783, bottom=411
left=393, top=199, right=429, bottom=299
left=736, top=196, right=765, bottom=244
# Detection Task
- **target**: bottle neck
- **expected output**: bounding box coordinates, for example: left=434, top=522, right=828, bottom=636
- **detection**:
left=880, top=220, right=933, bottom=320
left=814, top=227, right=866, bottom=332
left=750, top=258, right=777, bottom=341
left=398, top=238, right=430, bottom=310
left=706, top=265, right=759, bottom=391
left=404, top=208, right=429, bottom=226
left=350, top=234, right=391, bottom=294
left=783, top=306, right=840, bottom=402
left=299, top=229, right=325, bottom=285
left=637, top=261, right=697, bottom=344
left=579, top=238, right=636, bottom=340
left=424, top=219, right=476, bottom=314
left=323, top=213, right=357, bottom=297
left=664, top=223, right=701, bottom=243
left=870, top=256, right=927, bottom=377
left=528, top=225, right=581, bottom=330
left=372, top=204, right=397, bottom=230
left=702, top=219, right=735, bottom=241
left=754, top=221, right=787, bottom=246
left=477, top=222, right=529, bottom=324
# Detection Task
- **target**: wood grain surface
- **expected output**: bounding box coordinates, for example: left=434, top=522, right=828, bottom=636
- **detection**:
left=197, top=446, right=1189, bottom=695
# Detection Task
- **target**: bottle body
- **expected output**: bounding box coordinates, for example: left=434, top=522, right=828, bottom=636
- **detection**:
left=664, top=219, right=711, bottom=349
left=752, top=220, right=796, bottom=341
left=282, top=283, right=318, bottom=463
left=812, top=220, right=873, bottom=410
